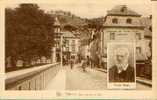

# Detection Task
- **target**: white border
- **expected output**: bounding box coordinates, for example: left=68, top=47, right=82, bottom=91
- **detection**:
left=0, top=0, right=156, bottom=99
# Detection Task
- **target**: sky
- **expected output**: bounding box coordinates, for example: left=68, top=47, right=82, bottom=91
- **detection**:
left=5, top=0, right=152, bottom=18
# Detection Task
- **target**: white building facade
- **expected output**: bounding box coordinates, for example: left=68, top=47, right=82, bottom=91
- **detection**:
left=102, top=5, right=151, bottom=62
left=101, top=5, right=152, bottom=79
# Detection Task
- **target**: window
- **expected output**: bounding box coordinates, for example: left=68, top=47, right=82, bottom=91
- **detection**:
left=71, top=40, right=75, bottom=52
left=136, top=47, right=142, bottom=53
left=66, top=47, right=69, bottom=51
left=29, top=82, right=31, bottom=90
left=92, top=34, right=96, bottom=40
left=54, top=27, right=60, bottom=33
left=65, top=40, right=69, bottom=47
left=126, top=18, right=132, bottom=24
left=72, top=47, right=75, bottom=52
left=72, top=40, right=75, bottom=45
left=18, top=86, right=22, bottom=90
left=136, top=33, right=141, bottom=40
left=112, top=18, right=118, bottom=24
left=110, top=33, right=115, bottom=40
left=121, top=6, right=127, bottom=12
left=149, top=26, right=152, bottom=32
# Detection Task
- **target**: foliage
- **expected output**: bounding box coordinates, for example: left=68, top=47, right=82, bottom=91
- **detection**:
left=5, top=4, right=54, bottom=67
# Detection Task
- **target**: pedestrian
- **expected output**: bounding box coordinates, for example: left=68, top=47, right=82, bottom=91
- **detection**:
left=70, top=58, right=74, bottom=69
left=81, top=58, right=87, bottom=72
left=90, top=58, right=94, bottom=68
left=63, top=56, right=66, bottom=65
left=87, top=56, right=90, bottom=66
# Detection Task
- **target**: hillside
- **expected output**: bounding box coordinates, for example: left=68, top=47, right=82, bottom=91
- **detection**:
left=49, top=10, right=87, bottom=28
left=48, top=10, right=105, bottom=46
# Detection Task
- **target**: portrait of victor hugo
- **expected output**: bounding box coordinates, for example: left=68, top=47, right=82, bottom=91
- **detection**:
left=108, top=43, right=135, bottom=82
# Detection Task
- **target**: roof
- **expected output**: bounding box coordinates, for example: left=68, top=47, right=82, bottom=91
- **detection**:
left=61, top=31, right=76, bottom=38
left=107, top=5, right=141, bottom=17
left=103, top=5, right=146, bottom=28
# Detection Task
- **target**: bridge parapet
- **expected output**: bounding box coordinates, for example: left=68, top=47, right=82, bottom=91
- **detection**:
left=5, top=63, right=60, bottom=90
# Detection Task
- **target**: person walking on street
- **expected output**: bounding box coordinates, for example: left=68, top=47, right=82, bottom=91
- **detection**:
left=81, top=58, right=87, bottom=72
left=87, top=56, right=90, bottom=67
left=70, top=58, right=74, bottom=69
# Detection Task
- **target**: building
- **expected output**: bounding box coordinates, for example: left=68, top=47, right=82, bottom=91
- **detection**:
left=53, top=17, right=80, bottom=64
left=101, top=5, right=152, bottom=79
left=79, top=28, right=91, bottom=60
left=62, top=31, right=80, bottom=63
left=53, top=17, right=62, bottom=62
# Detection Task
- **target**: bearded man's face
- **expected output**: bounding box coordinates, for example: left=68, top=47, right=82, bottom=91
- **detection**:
left=115, top=49, right=129, bottom=68
left=117, top=53, right=126, bottom=64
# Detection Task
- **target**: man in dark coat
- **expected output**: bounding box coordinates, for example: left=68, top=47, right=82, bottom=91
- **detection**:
left=109, top=65, right=135, bottom=82
left=109, top=47, right=135, bottom=82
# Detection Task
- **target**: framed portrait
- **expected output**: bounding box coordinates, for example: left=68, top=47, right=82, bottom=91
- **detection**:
left=107, top=42, right=136, bottom=89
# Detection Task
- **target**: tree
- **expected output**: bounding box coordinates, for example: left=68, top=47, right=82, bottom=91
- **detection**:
left=5, top=4, right=55, bottom=68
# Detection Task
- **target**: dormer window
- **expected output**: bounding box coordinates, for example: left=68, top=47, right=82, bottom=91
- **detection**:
left=121, top=6, right=127, bottom=12
left=126, top=18, right=132, bottom=24
left=112, top=18, right=118, bottom=24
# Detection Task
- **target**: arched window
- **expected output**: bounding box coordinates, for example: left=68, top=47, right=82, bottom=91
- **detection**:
left=126, top=18, right=132, bottom=24
left=112, top=18, right=118, bottom=24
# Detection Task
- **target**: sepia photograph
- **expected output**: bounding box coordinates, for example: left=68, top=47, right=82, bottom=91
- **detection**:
left=4, top=1, right=152, bottom=91
left=1, top=0, right=157, bottom=99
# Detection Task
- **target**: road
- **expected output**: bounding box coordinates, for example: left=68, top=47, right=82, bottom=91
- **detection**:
left=45, top=64, right=151, bottom=90
left=65, top=64, right=151, bottom=90
left=66, top=64, right=107, bottom=90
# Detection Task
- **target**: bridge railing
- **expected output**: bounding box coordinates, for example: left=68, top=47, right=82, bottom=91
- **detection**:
left=5, top=63, right=60, bottom=90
